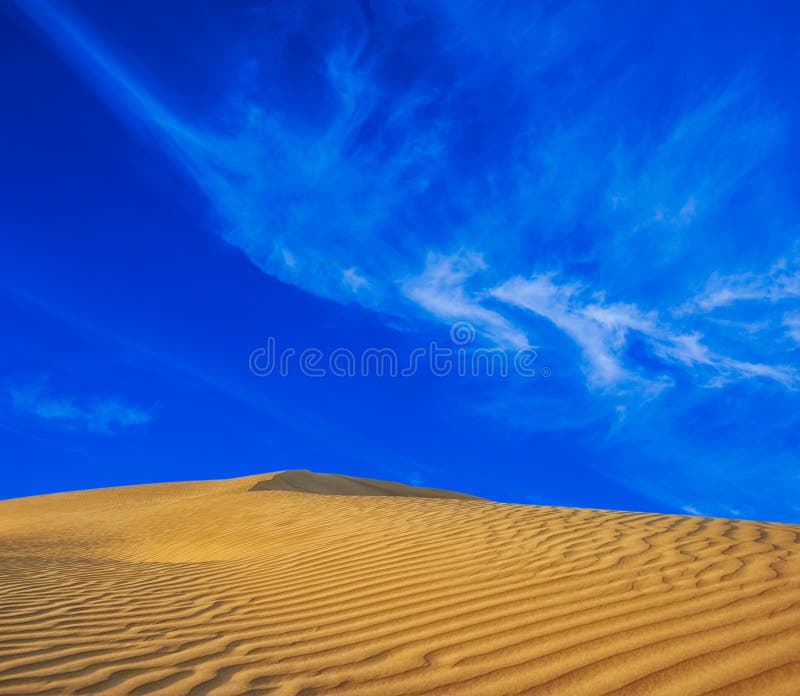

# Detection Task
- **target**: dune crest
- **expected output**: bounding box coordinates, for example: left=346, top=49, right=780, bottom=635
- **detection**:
left=249, top=469, right=484, bottom=499
left=0, top=471, right=798, bottom=695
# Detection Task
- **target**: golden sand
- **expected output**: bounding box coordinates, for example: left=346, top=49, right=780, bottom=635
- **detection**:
left=0, top=470, right=798, bottom=695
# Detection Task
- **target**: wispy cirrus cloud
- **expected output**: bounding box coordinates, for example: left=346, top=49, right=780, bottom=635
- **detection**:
left=606, top=81, right=783, bottom=247
left=678, top=253, right=800, bottom=356
left=7, top=378, right=152, bottom=435
left=491, top=272, right=798, bottom=390
left=14, top=0, right=797, bottom=399
left=784, top=312, right=800, bottom=345
left=402, top=252, right=529, bottom=349
left=682, top=254, right=800, bottom=314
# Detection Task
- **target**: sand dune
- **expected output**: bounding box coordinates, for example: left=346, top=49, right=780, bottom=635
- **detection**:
left=0, top=471, right=798, bottom=695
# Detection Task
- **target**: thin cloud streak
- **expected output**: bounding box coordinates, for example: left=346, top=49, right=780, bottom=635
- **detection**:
left=682, top=255, right=800, bottom=314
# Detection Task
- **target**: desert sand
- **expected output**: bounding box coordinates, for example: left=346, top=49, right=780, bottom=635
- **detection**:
left=0, top=470, right=798, bottom=695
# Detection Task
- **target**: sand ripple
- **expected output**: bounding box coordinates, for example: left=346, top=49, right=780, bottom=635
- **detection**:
left=0, top=472, right=798, bottom=694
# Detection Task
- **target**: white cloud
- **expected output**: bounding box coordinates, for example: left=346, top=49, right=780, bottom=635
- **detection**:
left=8, top=380, right=152, bottom=434
left=342, top=267, right=370, bottom=293
left=491, top=274, right=633, bottom=385
left=608, top=82, right=782, bottom=248
left=682, top=256, right=800, bottom=314
left=491, top=272, right=797, bottom=389
left=403, top=252, right=529, bottom=349
left=281, top=248, right=297, bottom=269
left=784, top=312, right=800, bottom=345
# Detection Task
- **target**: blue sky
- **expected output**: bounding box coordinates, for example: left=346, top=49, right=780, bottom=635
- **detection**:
left=2, top=0, right=799, bottom=521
